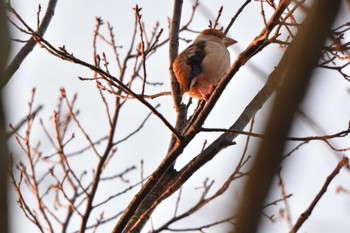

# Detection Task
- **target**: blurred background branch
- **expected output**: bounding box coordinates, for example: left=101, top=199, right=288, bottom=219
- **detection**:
left=3, top=0, right=57, bottom=88
left=234, top=1, right=341, bottom=233
left=0, top=0, right=10, bottom=232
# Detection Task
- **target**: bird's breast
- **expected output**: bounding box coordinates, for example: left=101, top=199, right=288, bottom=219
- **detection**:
left=200, top=42, right=231, bottom=84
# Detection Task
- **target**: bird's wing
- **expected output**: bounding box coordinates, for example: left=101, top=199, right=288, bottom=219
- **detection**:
left=173, top=40, right=206, bottom=95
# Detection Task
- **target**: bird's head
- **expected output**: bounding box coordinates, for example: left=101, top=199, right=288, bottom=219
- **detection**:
left=195, top=29, right=237, bottom=47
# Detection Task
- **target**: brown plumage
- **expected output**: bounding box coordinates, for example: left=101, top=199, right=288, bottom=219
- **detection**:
left=173, top=29, right=237, bottom=101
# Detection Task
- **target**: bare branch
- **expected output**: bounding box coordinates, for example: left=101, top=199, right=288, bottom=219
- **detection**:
left=226, top=1, right=251, bottom=34
left=4, top=0, right=58, bottom=87
left=290, top=156, right=349, bottom=233
left=134, top=5, right=148, bottom=97
left=235, top=1, right=340, bottom=233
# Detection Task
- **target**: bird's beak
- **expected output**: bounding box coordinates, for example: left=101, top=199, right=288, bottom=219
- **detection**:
left=223, top=36, right=237, bottom=47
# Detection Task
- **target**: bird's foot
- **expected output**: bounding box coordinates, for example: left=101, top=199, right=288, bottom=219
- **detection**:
left=198, top=89, right=210, bottom=102
left=202, top=84, right=217, bottom=101
left=208, top=84, right=216, bottom=94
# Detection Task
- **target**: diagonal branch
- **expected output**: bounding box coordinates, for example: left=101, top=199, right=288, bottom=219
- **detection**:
left=290, top=156, right=348, bottom=233
left=183, top=0, right=293, bottom=137
left=234, top=1, right=341, bottom=233
left=112, top=1, right=186, bottom=231
left=4, top=0, right=58, bottom=88
left=112, top=1, right=296, bottom=232
left=7, top=3, right=181, bottom=141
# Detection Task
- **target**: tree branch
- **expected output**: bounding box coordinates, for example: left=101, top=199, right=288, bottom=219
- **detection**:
left=112, top=0, right=190, bottom=231
left=234, top=1, right=340, bottom=233
left=290, top=156, right=349, bottom=233
left=113, top=1, right=298, bottom=232
left=4, top=0, right=58, bottom=88
left=0, top=0, right=10, bottom=232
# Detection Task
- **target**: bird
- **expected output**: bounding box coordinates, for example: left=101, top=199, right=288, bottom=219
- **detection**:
left=173, top=28, right=237, bottom=102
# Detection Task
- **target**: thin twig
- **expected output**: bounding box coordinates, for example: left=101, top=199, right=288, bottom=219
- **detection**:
left=225, top=0, right=252, bottom=34
left=134, top=5, right=148, bottom=97
left=277, top=168, right=293, bottom=228
left=4, top=0, right=58, bottom=87
left=290, top=156, right=349, bottom=233
left=7, top=105, right=43, bottom=138
left=201, top=127, right=350, bottom=142
left=7, top=4, right=181, bottom=141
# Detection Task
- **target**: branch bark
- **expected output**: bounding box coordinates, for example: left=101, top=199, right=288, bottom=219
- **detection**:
left=112, top=1, right=185, bottom=231
left=113, top=1, right=299, bottom=232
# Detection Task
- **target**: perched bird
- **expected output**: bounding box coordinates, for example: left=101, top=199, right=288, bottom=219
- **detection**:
left=173, top=29, right=237, bottom=101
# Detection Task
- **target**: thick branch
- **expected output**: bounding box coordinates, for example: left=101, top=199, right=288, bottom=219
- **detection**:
left=112, top=1, right=185, bottom=232
left=234, top=1, right=340, bottom=233
left=0, top=0, right=10, bottom=232
left=183, top=0, right=293, bottom=137
left=113, top=1, right=296, bottom=232
left=167, top=0, right=187, bottom=152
